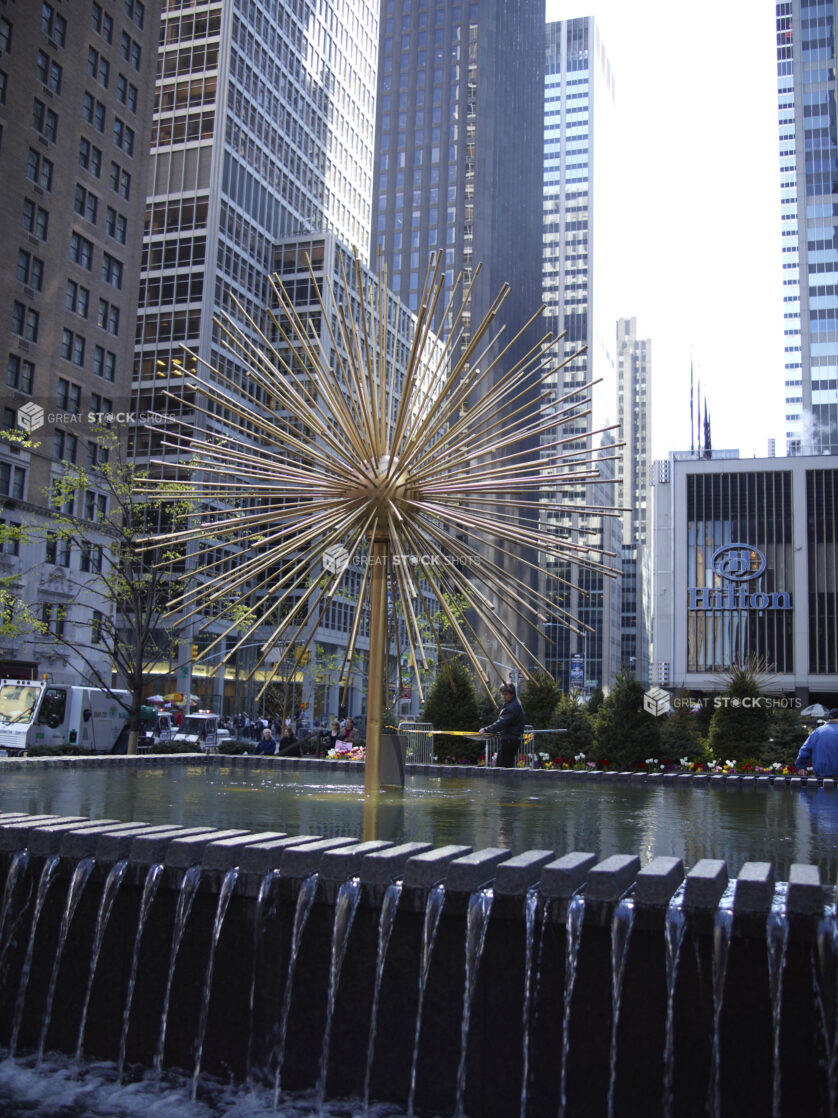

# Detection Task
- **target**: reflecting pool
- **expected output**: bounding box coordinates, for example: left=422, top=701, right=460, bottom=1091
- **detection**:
left=1, top=762, right=836, bottom=879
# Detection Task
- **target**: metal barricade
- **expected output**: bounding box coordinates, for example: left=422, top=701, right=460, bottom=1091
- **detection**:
left=398, top=721, right=435, bottom=765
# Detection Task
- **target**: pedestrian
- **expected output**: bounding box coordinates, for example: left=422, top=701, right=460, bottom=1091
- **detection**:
left=279, top=720, right=301, bottom=757
left=479, top=682, right=525, bottom=768
left=342, top=717, right=362, bottom=747
left=796, top=707, right=838, bottom=776
left=255, top=727, right=277, bottom=756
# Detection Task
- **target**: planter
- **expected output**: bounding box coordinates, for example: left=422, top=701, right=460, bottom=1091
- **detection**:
left=380, top=732, right=406, bottom=789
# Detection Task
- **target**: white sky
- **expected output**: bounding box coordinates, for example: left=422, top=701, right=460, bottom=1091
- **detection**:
left=546, top=0, right=785, bottom=460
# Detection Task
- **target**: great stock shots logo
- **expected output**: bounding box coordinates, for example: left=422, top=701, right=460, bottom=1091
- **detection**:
left=688, top=544, right=791, bottom=612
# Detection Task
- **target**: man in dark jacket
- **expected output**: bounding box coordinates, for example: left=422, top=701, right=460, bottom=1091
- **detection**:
left=480, top=683, right=525, bottom=768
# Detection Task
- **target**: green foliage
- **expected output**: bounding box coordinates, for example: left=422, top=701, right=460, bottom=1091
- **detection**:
left=520, top=671, right=561, bottom=729
left=759, top=705, right=808, bottom=766
left=707, top=662, right=772, bottom=762
left=422, top=658, right=481, bottom=761
left=586, top=683, right=604, bottom=715
left=551, top=691, right=595, bottom=754
left=658, top=688, right=703, bottom=760
left=594, top=668, right=660, bottom=767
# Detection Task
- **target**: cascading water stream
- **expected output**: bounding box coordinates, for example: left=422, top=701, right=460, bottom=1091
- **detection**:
left=606, top=896, right=635, bottom=1118
left=0, top=849, right=30, bottom=974
left=317, top=876, right=363, bottom=1113
left=454, top=886, right=494, bottom=1118
left=363, top=879, right=402, bottom=1113
left=766, top=885, right=790, bottom=1118
left=519, top=885, right=541, bottom=1118
left=9, top=853, right=61, bottom=1058
left=708, top=892, right=734, bottom=1118
left=75, top=859, right=128, bottom=1061
left=36, top=856, right=96, bottom=1062
left=153, top=863, right=202, bottom=1078
left=558, top=893, right=585, bottom=1118
left=814, top=914, right=838, bottom=1118
left=407, top=882, right=446, bottom=1118
left=245, top=868, right=278, bottom=1089
left=273, top=871, right=319, bottom=1105
left=118, top=861, right=163, bottom=1078
left=662, top=891, right=686, bottom=1118
left=192, top=865, right=239, bottom=1099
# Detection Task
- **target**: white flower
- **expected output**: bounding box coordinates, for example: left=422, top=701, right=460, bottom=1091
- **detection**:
left=574, top=752, right=586, bottom=762
left=679, top=757, right=689, bottom=767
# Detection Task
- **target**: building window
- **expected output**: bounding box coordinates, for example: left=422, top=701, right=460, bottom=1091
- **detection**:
left=22, top=199, right=49, bottom=241
left=97, top=298, right=119, bottom=335
left=0, top=519, right=21, bottom=557
left=116, top=74, right=138, bottom=113
left=0, top=462, right=26, bottom=499
left=91, top=2, right=113, bottom=43
left=86, top=47, right=109, bottom=88
left=7, top=355, right=34, bottom=394
left=79, top=138, right=102, bottom=177
left=16, top=250, right=44, bottom=292
left=74, top=184, right=99, bottom=224
left=60, top=329, right=85, bottom=367
left=120, top=31, right=141, bottom=71
left=112, top=117, right=134, bottom=156
left=41, top=602, right=68, bottom=636
left=109, top=161, right=130, bottom=199
left=41, top=5, right=67, bottom=46
left=105, top=207, right=127, bottom=244
left=26, top=148, right=53, bottom=190
left=70, top=232, right=94, bottom=270
left=11, top=301, right=39, bottom=343
left=57, top=378, right=81, bottom=411
left=53, top=428, right=78, bottom=463
left=36, top=50, right=62, bottom=94
left=90, top=609, right=105, bottom=643
left=93, top=346, right=116, bottom=381
left=124, top=0, right=145, bottom=30
left=33, top=99, right=58, bottom=142
left=0, top=17, right=11, bottom=53
left=82, top=92, right=106, bottom=133
left=65, top=280, right=90, bottom=318
left=101, top=253, right=123, bottom=289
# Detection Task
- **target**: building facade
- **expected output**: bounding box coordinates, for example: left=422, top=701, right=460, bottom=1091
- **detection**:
left=776, top=0, right=838, bottom=455
left=651, top=452, right=838, bottom=701
left=541, top=17, right=621, bottom=693
left=0, top=0, right=159, bottom=683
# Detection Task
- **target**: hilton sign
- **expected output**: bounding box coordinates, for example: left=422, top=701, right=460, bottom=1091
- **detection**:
left=688, top=544, right=792, bottom=611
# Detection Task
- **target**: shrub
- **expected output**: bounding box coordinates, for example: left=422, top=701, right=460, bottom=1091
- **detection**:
left=551, top=691, right=595, bottom=754
left=595, top=668, right=659, bottom=768
left=422, top=658, right=481, bottom=762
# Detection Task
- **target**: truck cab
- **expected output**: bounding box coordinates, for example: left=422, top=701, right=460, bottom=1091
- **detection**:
left=0, top=679, right=129, bottom=754
left=173, top=712, right=219, bottom=752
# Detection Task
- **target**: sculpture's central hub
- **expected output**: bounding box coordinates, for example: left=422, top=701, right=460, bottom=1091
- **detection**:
left=348, top=454, right=412, bottom=513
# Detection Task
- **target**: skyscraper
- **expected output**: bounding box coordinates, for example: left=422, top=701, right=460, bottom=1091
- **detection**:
left=0, top=0, right=159, bottom=682
left=542, top=17, right=621, bottom=693
left=617, top=316, right=652, bottom=679
left=776, top=1, right=838, bottom=455
left=370, top=0, right=545, bottom=671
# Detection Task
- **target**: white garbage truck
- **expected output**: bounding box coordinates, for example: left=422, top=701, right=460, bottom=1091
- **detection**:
left=0, top=679, right=129, bottom=755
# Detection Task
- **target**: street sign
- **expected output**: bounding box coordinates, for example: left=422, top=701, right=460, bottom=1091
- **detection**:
left=569, top=654, right=584, bottom=688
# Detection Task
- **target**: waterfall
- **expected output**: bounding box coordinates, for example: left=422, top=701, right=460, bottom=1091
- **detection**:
left=118, top=861, right=163, bottom=1078
left=273, top=871, right=319, bottom=1104
left=661, top=892, right=686, bottom=1118
left=317, top=876, right=363, bottom=1110
left=153, top=863, right=202, bottom=1077
left=558, top=893, right=585, bottom=1118
left=767, top=888, right=790, bottom=1118
left=407, top=882, right=446, bottom=1118
left=454, top=886, right=494, bottom=1118
left=245, top=868, right=278, bottom=1089
left=0, top=849, right=30, bottom=974
left=192, top=865, right=239, bottom=1099
left=9, top=854, right=61, bottom=1057
left=36, top=856, right=96, bottom=1062
left=363, top=879, right=402, bottom=1112
left=606, top=897, right=635, bottom=1118
left=75, top=859, right=128, bottom=1061
left=519, top=885, right=541, bottom=1118
left=814, top=916, right=838, bottom=1118
left=708, top=899, right=734, bottom=1118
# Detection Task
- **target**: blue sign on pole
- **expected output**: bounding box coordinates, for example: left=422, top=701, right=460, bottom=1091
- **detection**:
left=569, top=654, right=584, bottom=688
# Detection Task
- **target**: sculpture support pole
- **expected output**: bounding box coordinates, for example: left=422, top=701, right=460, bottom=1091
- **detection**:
left=365, top=534, right=388, bottom=796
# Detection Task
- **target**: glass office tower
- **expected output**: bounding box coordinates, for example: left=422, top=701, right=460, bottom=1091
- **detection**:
left=776, top=1, right=838, bottom=454
left=542, top=17, right=621, bottom=693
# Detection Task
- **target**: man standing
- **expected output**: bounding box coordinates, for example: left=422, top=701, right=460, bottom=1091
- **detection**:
left=480, top=683, right=525, bottom=768
left=796, top=708, right=838, bottom=776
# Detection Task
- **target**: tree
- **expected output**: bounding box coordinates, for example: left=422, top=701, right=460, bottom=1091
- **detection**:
left=595, top=667, right=660, bottom=768
left=707, top=660, right=772, bottom=763
left=551, top=691, right=595, bottom=756
left=658, top=688, right=703, bottom=761
left=421, top=657, right=481, bottom=762
left=760, top=704, right=808, bottom=767
left=520, top=671, right=561, bottom=729
left=0, top=428, right=193, bottom=753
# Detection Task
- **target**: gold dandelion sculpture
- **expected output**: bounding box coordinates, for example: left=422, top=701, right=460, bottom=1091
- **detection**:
left=142, top=249, right=620, bottom=793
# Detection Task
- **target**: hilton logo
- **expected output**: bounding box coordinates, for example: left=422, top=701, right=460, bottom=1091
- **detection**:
left=688, top=544, right=792, bottom=612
